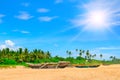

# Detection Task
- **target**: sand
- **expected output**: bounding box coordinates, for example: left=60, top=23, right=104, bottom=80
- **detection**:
left=0, top=64, right=120, bottom=80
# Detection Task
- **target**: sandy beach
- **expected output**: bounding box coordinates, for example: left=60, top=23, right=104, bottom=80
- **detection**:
left=0, top=65, right=120, bottom=80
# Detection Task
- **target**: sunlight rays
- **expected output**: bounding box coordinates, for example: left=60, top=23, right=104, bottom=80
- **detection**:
left=70, top=0, right=120, bottom=41
left=73, top=0, right=120, bottom=32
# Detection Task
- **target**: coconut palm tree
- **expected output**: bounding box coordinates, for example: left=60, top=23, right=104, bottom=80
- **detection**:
left=79, top=50, right=82, bottom=57
left=66, top=51, right=72, bottom=58
left=113, top=56, right=116, bottom=60
left=110, top=56, right=113, bottom=60
left=24, top=48, right=28, bottom=55
left=46, top=51, right=51, bottom=58
left=76, top=49, right=78, bottom=52
left=86, top=50, right=90, bottom=59
left=18, top=48, right=23, bottom=54
left=100, top=54, right=103, bottom=60
left=66, top=50, right=69, bottom=54
left=92, top=54, right=96, bottom=59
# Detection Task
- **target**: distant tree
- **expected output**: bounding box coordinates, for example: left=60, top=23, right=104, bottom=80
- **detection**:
left=46, top=51, right=51, bottom=58
left=18, top=48, right=22, bottom=54
left=1, top=49, right=6, bottom=57
left=79, top=50, right=82, bottom=57
left=100, top=54, right=103, bottom=59
left=67, top=51, right=72, bottom=58
left=89, top=54, right=92, bottom=60
left=109, top=56, right=113, bottom=61
left=86, top=50, right=90, bottom=59
left=76, top=49, right=78, bottom=52
left=66, top=50, right=69, bottom=54
left=5, top=48, right=10, bottom=54
left=24, top=48, right=28, bottom=55
left=92, top=54, right=96, bottom=59
left=113, top=56, right=116, bottom=60
left=24, top=48, right=29, bottom=62
left=110, top=56, right=116, bottom=61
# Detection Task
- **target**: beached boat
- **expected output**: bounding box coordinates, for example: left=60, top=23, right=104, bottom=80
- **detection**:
left=27, top=61, right=70, bottom=69
left=75, top=65, right=100, bottom=68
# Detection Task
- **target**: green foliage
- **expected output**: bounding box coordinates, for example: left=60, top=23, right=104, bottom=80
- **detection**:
left=0, top=48, right=51, bottom=64
left=0, top=58, right=17, bottom=65
left=0, top=48, right=119, bottom=66
left=102, top=58, right=120, bottom=65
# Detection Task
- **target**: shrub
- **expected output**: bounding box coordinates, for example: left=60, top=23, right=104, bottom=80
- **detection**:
left=0, top=58, right=17, bottom=65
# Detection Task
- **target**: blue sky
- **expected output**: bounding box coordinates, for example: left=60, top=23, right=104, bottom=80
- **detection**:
left=0, top=0, right=120, bottom=59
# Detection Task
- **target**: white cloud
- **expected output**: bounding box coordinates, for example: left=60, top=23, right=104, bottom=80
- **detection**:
left=21, top=31, right=30, bottom=34
left=37, top=8, right=49, bottom=13
left=5, top=40, right=15, bottom=47
left=15, top=11, right=33, bottom=20
left=12, top=29, right=30, bottom=34
left=39, top=16, right=58, bottom=22
left=55, top=0, right=63, bottom=4
left=97, top=47, right=120, bottom=50
left=0, top=45, right=6, bottom=49
left=0, top=40, right=20, bottom=50
left=21, top=2, right=29, bottom=7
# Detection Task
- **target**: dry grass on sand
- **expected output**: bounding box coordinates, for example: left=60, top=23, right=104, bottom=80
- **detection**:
left=0, top=64, right=120, bottom=80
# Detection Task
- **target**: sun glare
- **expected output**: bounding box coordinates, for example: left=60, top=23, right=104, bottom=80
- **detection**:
left=84, top=10, right=109, bottom=31
left=89, top=11, right=106, bottom=25
left=71, top=0, right=120, bottom=41
left=72, top=0, right=120, bottom=33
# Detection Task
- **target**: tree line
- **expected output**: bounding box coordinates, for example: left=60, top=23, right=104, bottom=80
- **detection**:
left=0, top=48, right=51, bottom=64
left=0, top=48, right=119, bottom=65
left=66, top=49, right=103, bottom=60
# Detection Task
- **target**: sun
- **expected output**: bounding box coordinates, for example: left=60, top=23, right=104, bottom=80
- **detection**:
left=83, top=10, right=110, bottom=32
left=70, top=0, right=120, bottom=41
left=71, top=0, right=120, bottom=33
left=88, top=11, right=106, bottom=26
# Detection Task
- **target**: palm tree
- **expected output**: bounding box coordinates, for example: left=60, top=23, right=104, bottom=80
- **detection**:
left=33, top=49, right=38, bottom=53
left=5, top=48, right=10, bottom=58
left=66, top=50, right=69, bottom=57
left=92, top=54, right=96, bottom=59
left=113, top=56, right=116, bottom=60
left=82, top=50, right=85, bottom=55
left=46, top=51, right=51, bottom=58
left=24, top=48, right=29, bottom=62
left=66, top=50, right=69, bottom=54
left=1, top=49, right=6, bottom=58
left=79, top=50, right=82, bottom=57
left=110, top=56, right=113, bottom=60
left=89, top=54, right=92, bottom=60
left=18, top=48, right=22, bottom=54
left=76, top=49, right=78, bottom=52
left=86, top=50, right=90, bottom=59
left=5, top=48, right=9, bottom=54
left=110, top=56, right=116, bottom=61
left=18, top=48, right=23, bottom=62
left=100, top=54, right=103, bottom=59
left=67, top=51, right=72, bottom=58
left=24, top=48, right=28, bottom=55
